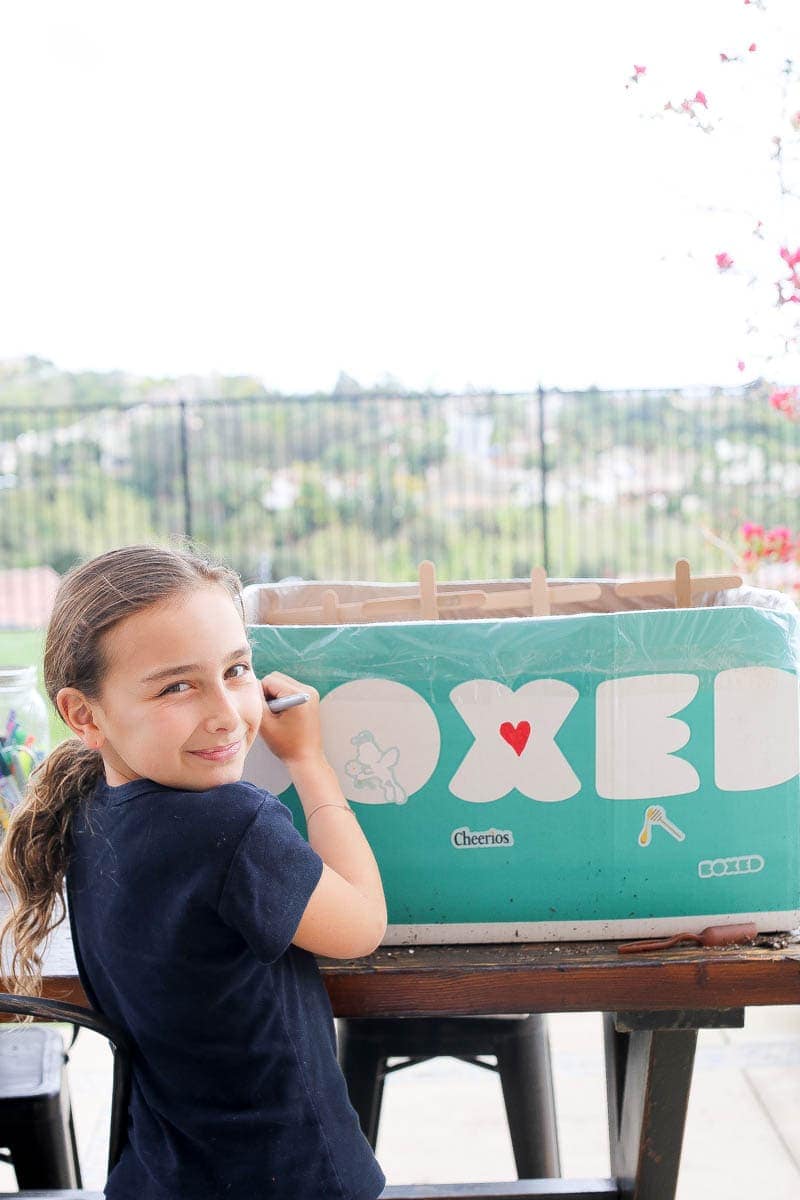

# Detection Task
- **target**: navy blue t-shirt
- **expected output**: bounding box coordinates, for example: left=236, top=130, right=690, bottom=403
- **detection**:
left=66, top=777, right=385, bottom=1200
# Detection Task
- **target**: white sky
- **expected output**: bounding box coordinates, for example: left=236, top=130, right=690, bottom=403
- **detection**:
left=0, top=0, right=798, bottom=392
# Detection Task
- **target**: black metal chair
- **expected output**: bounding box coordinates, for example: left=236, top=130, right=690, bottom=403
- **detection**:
left=0, top=994, right=131, bottom=1200
left=338, top=1014, right=561, bottom=1178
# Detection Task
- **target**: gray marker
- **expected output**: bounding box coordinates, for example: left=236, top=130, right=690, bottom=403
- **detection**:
left=267, top=691, right=310, bottom=714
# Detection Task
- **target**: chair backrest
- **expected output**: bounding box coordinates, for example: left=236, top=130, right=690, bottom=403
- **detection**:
left=0, top=993, right=131, bottom=1174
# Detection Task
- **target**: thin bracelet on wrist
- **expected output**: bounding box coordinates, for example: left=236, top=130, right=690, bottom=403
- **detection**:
left=304, top=802, right=356, bottom=823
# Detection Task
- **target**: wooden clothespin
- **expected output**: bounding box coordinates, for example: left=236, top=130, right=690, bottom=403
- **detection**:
left=527, top=568, right=602, bottom=617
left=418, top=560, right=439, bottom=620
left=320, top=589, right=340, bottom=624
left=530, top=567, right=550, bottom=616
left=674, top=559, right=691, bottom=609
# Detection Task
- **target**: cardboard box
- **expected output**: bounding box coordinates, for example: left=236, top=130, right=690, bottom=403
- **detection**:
left=242, top=580, right=800, bottom=943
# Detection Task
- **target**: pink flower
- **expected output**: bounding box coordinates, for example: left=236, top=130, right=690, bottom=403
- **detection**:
left=741, top=524, right=798, bottom=567
left=716, top=252, right=734, bottom=270
left=764, top=527, right=795, bottom=562
left=720, top=52, right=730, bottom=63
left=770, top=388, right=799, bottom=415
left=792, top=112, right=800, bottom=132
left=737, top=360, right=746, bottom=372
left=694, top=90, right=708, bottom=108
left=749, top=43, right=757, bottom=52
left=634, top=65, right=646, bottom=76
left=780, top=246, right=800, bottom=269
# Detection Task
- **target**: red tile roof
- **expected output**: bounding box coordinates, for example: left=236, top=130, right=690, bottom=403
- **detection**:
left=0, top=567, right=61, bottom=629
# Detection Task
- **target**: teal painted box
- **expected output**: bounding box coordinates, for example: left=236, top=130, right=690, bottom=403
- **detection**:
left=242, top=581, right=800, bottom=944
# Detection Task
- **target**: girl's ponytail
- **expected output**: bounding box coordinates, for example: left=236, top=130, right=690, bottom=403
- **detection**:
left=1, top=738, right=103, bottom=995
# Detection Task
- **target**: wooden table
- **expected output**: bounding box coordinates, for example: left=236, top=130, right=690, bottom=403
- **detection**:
left=37, top=924, right=800, bottom=1200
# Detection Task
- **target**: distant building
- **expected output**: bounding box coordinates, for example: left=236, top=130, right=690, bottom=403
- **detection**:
left=0, top=567, right=61, bottom=629
left=333, top=372, right=363, bottom=396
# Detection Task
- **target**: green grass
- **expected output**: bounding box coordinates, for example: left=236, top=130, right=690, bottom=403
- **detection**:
left=0, top=629, right=67, bottom=746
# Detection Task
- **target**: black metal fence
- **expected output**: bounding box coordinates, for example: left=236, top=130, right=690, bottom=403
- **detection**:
left=2, top=383, right=800, bottom=624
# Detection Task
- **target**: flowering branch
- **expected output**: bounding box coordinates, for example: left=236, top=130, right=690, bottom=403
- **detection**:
left=626, top=1, right=799, bottom=386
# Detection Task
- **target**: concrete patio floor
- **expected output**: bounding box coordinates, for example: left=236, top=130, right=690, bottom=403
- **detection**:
left=2, top=1006, right=799, bottom=1197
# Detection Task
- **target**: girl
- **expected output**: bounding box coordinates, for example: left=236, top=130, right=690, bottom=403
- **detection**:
left=0, top=544, right=387, bottom=1200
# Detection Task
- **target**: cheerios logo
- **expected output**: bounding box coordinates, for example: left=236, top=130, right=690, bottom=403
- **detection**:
left=451, top=827, right=514, bottom=849
left=698, top=854, right=764, bottom=879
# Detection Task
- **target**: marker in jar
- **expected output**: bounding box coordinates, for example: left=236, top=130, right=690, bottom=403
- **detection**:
left=267, top=692, right=310, bottom=714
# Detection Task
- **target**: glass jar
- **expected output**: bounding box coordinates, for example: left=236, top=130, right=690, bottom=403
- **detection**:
left=0, top=665, right=50, bottom=826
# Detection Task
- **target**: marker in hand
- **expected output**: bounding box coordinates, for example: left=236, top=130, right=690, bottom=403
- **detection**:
left=266, top=692, right=310, bottom=714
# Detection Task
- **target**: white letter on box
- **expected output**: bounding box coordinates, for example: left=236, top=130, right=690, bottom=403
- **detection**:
left=596, top=674, right=700, bottom=800
left=449, top=679, right=580, bottom=803
left=715, top=667, right=799, bottom=791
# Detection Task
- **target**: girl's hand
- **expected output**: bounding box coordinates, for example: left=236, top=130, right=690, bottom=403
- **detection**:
left=259, top=671, right=324, bottom=768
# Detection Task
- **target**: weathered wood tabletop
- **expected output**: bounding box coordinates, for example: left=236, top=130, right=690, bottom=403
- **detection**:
left=318, top=938, right=800, bottom=1017
left=33, top=915, right=800, bottom=1015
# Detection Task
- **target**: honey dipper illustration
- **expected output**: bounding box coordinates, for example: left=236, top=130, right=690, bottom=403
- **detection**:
left=638, top=804, right=685, bottom=847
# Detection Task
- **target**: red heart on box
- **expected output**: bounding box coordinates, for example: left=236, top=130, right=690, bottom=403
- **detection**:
left=499, top=720, right=531, bottom=757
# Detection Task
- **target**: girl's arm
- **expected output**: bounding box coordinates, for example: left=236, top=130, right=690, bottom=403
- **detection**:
left=289, top=756, right=387, bottom=958
left=259, top=673, right=387, bottom=960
